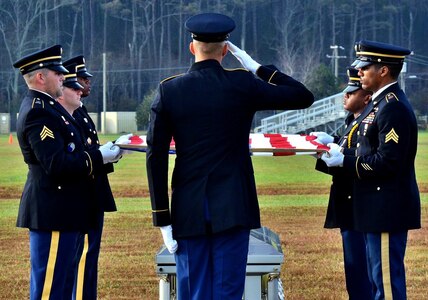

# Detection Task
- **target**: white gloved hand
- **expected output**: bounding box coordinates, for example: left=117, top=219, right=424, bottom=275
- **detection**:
left=160, top=225, right=178, bottom=254
left=114, top=133, right=134, bottom=155
left=227, top=41, right=261, bottom=74
left=310, top=131, right=334, bottom=145
left=321, top=143, right=344, bottom=167
left=115, top=133, right=132, bottom=145
left=99, top=141, right=122, bottom=164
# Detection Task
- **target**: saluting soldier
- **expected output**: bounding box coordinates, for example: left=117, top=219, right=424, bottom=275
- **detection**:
left=322, top=40, right=421, bottom=300
left=312, top=67, right=373, bottom=299
left=63, top=55, right=130, bottom=300
left=13, top=45, right=121, bottom=300
left=146, top=13, right=314, bottom=299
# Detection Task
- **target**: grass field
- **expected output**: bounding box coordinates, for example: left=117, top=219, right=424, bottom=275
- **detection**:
left=0, top=132, right=427, bottom=299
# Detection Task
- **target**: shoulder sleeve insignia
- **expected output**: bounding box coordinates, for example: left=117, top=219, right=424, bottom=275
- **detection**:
left=40, top=125, right=55, bottom=141
left=386, top=92, right=399, bottom=103
left=160, top=73, right=185, bottom=84
left=385, top=128, right=399, bottom=144
left=31, top=98, right=44, bottom=109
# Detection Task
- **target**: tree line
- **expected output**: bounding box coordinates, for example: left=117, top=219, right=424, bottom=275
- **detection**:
left=1, top=0, right=427, bottom=130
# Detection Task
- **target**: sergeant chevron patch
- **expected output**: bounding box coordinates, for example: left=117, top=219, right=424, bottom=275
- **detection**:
left=385, top=128, right=399, bottom=144
left=40, top=126, right=55, bottom=141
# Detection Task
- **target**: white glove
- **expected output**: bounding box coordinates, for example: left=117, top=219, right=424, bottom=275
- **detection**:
left=114, top=133, right=134, bottom=155
left=321, top=143, right=344, bottom=167
left=115, top=133, right=132, bottom=145
left=99, top=141, right=121, bottom=164
left=227, top=41, right=261, bottom=74
left=160, top=225, right=178, bottom=254
left=310, top=132, right=334, bottom=145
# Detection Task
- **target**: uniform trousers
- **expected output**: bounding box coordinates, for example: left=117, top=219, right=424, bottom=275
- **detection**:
left=175, top=228, right=250, bottom=300
left=340, top=229, right=373, bottom=299
left=364, top=231, right=408, bottom=300
left=72, top=213, right=104, bottom=300
left=29, top=230, right=81, bottom=300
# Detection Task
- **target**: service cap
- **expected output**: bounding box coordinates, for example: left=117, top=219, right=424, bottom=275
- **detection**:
left=63, top=63, right=84, bottom=90
left=13, top=45, right=68, bottom=75
left=64, top=55, right=93, bottom=78
left=343, top=67, right=362, bottom=93
left=352, top=40, right=411, bottom=69
left=185, top=13, right=235, bottom=43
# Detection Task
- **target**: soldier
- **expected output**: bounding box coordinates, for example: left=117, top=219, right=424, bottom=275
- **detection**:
left=63, top=55, right=130, bottom=299
left=322, top=40, right=421, bottom=300
left=57, top=63, right=85, bottom=115
left=13, top=45, right=121, bottom=299
left=311, top=67, right=373, bottom=299
left=146, top=13, right=314, bottom=299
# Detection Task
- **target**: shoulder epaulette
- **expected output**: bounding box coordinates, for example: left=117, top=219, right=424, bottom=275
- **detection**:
left=224, top=67, right=249, bottom=72
left=160, top=73, right=185, bottom=84
left=31, top=97, right=45, bottom=109
left=385, top=92, right=399, bottom=103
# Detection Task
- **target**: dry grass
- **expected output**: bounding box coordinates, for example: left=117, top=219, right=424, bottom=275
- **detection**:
left=1, top=199, right=427, bottom=300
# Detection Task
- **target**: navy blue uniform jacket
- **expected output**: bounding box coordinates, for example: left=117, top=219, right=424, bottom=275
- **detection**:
left=342, top=83, right=420, bottom=232
left=146, top=60, right=314, bottom=238
left=16, top=90, right=105, bottom=231
left=316, top=109, right=370, bottom=229
left=74, top=105, right=117, bottom=212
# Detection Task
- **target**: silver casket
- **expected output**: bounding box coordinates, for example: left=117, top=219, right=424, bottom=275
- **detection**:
left=155, top=226, right=284, bottom=300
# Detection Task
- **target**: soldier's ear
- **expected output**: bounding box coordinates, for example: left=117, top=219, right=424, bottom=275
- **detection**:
left=36, top=71, right=45, bottom=83
left=364, top=94, right=372, bottom=105
left=379, top=65, right=389, bottom=78
left=221, top=43, right=227, bottom=57
left=189, top=42, right=195, bottom=55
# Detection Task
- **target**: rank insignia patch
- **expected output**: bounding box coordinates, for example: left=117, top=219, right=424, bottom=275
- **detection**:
left=385, top=128, right=399, bottom=144
left=40, top=126, right=54, bottom=141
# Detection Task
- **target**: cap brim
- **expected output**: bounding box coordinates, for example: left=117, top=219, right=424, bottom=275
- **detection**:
left=343, top=85, right=360, bottom=93
left=78, top=71, right=93, bottom=78
left=48, top=65, right=69, bottom=74
left=351, top=59, right=360, bottom=67
left=354, top=60, right=373, bottom=69
left=63, top=81, right=83, bottom=90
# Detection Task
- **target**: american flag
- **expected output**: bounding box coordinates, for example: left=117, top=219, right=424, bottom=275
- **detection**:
left=116, top=133, right=329, bottom=156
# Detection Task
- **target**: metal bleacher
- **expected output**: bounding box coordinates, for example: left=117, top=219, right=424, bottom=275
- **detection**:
left=254, top=92, right=347, bottom=135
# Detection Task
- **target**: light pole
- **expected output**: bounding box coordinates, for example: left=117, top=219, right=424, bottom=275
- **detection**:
left=326, top=45, right=346, bottom=78
left=400, top=62, right=407, bottom=92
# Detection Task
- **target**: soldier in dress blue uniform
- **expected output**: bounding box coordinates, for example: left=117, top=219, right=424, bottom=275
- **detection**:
left=322, top=40, right=421, bottom=300
left=312, top=67, right=373, bottom=299
left=63, top=55, right=129, bottom=300
left=146, top=13, right=314, bottom=299
left=57, top=63, right=86, bottom=115
left=13, top=45, right=122, bottom=300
